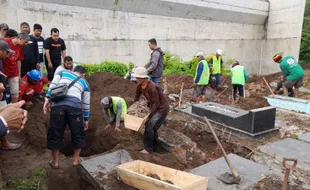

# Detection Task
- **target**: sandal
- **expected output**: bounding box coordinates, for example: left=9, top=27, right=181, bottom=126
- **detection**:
left=49, top=160, right=60, bottom=169
left=1, top=143, right=22, bottom=151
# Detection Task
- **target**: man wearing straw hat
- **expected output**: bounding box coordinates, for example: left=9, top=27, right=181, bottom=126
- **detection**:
left=132, top=67, right=169, bottom=154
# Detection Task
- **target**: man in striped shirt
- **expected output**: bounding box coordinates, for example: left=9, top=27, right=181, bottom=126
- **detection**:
left=43, top=65, right=90, bottom=168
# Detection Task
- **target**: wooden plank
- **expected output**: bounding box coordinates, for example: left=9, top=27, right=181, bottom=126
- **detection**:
left=117, top=160, right=208, bottom=190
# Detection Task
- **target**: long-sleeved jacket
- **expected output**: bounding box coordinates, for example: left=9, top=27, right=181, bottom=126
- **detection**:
left=46, top=70, right=91, bottom=123
left=134, top=80, right=169, bottom=116
left=145, top=48, right=165, bottom=78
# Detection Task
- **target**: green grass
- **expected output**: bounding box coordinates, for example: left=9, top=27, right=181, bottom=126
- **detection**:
left=6, top=169, right=47, bottom=190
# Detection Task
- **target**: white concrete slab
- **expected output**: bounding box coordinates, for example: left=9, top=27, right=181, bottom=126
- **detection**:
left=191, top=154, right=272, bottom=190
left=259, top=138, right=310, bottom=173
left=298, top=133, right=310, bottom=144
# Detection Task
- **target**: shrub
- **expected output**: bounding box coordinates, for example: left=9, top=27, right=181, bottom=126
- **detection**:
left=82, top=61, right=128, bottom=77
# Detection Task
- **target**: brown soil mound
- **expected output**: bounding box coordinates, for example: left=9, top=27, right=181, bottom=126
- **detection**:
left=160, top=74, right=194, bottom=94
left=0, top=72, right=252, bottom=190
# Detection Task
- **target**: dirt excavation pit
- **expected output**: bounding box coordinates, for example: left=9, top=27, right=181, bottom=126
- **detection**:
left=0, top=72, right=255, bottom=190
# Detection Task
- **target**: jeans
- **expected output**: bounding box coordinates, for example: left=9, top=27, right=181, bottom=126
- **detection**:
left=47, top=105, right=85, bottom=150
left=150, top=76, right=160, bottom=85
left=232, top=84, right=244, bottom=100
left=144, top=112, right=168, bottom=152
left=210, top=74, right=221, bottom=87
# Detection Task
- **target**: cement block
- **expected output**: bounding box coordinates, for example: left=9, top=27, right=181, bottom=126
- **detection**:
left=298, top=133, right=310, bottom=144
left=249, top=107, right=276, bottom=133
left=192, top=102, right=276, bottom=134
left=79, top=150, right=133, bottom=189
left=191, top=154, right=272, bottom=190
left=259, top=138, right=310, bottom=173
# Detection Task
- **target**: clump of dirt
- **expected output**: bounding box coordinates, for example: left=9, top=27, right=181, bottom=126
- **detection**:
left=247, top=176, right=303, bottom=190
left=127, top=96, right=149, bottom=118
left=146, top=173, right=174, bottom=185
left=160, top=74, right=194, bottom=94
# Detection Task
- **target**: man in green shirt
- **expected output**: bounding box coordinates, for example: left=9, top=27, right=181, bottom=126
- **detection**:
left=230, top=61, right=248, bottom=103
left=273, top=53, right=305, bottom=97
left=194, top=51, right=210, bottom=103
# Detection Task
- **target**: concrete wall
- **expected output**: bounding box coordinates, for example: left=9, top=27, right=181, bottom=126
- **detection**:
left=0, top=0, right=306, bottom=74
left=259, top=0, right=306, bottom=74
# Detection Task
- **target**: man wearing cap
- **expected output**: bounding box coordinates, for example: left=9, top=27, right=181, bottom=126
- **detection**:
left=20, top=22, right=40, bottom=77
left=273, top=54, right=305, bottom=97
left=194, top=51, right=210, bottom=103
left=3, top=31, right=30, bottom=103
left=132, top=67, right=169, bottom=154
left=0, top=40, right=26, bottom=150
left=210, top=49, right=224, bottom=88
left=231, top=61, right=248, bottom=102
left=0, top=23, right=9, bottom=39
left=101, top=96, right=127, bottom=132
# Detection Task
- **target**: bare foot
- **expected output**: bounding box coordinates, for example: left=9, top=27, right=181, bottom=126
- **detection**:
left=140, top=149, right=149, bottom=154
left=115, top=127, right=122, bottom=132
left=73, top=160, right=80, bottom=166
left=49, top=160, right=60, bottom=169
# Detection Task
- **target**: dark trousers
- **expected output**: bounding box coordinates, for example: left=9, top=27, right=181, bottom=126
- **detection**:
left=232, top=84, right=244, bottom=100
left=21, top=60, right=37, bottom=77
left=46, top=60, right=61, bottom=81
left=144, top=112, right=168, bottom=152
left=47, top=105, right=85, bottom=150
left=276, top=81, right=294, bottom=97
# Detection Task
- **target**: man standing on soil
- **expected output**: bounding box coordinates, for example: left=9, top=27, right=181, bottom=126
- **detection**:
left=273, top=53, right=305, bottom=97
left=101, top=96, right=127, bottom=132
left=193, top=51, right=210, bottom=103
left=32, top=24, right=45, bottom=76
left=145, top=38, right=165, bottom=85
left=54, top=56, right=76, bottom=74
left=132, top=67, right=169, bottom=154
left=231, top=61, right=248, bottom=103
left=20, top=22, right=40, bottom=77
left=209, top=49, right=224, bottom=88
left=3, top=31, right=31, bottom=103
left=44, top=28, right=66, bottom=82
left=43, top=66, right=90, bottom=168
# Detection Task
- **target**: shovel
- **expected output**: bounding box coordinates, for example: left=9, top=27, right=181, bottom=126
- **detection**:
left=203, top=117, right=241, bottom=184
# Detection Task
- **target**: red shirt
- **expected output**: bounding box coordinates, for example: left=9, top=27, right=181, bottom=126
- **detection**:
left=3, top=38, right=24, bottom=78
left=19, top=75, right=48, bottom=101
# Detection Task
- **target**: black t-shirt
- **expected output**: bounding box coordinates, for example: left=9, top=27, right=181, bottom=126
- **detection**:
left=33, top=35, right=45, bottom=62
left=44, top=37, right=66, bottom=62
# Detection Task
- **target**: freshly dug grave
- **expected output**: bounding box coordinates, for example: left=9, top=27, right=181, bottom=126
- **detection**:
left=0, top=72, right=252, bottom=190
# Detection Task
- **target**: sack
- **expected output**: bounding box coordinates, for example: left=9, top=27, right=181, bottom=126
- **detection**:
left=50, top=76, right=81, bottom=102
